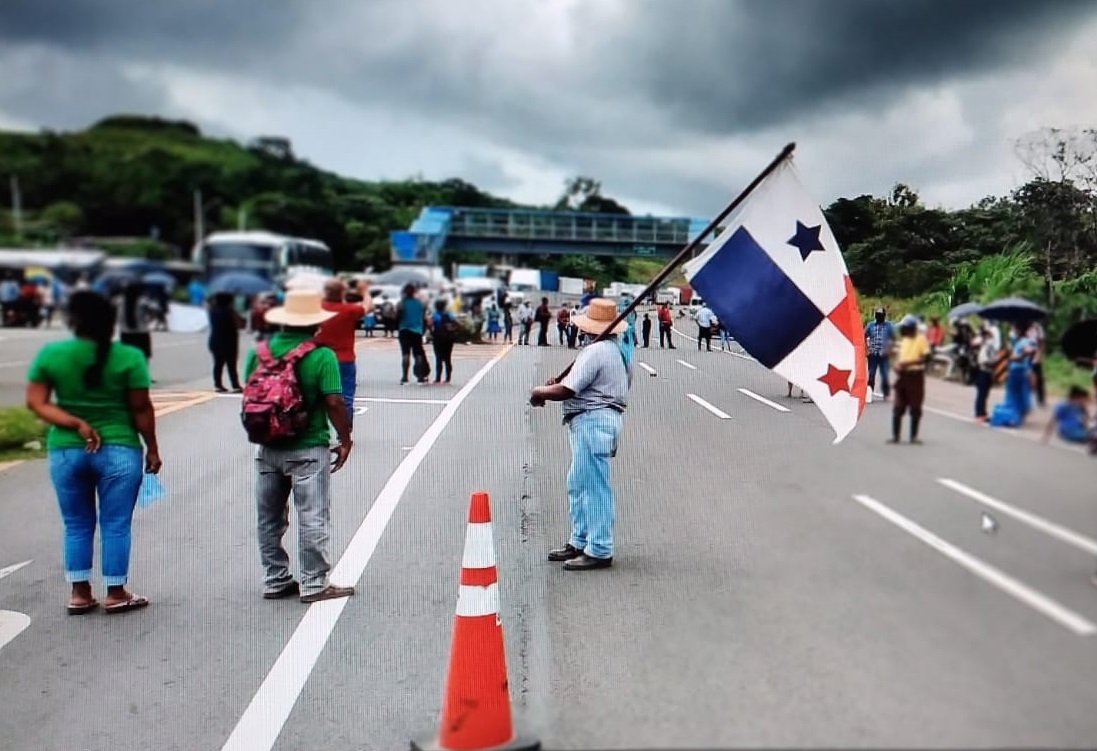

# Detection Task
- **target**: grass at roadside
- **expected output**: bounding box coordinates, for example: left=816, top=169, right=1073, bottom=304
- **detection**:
left=0, top=406, right=47, bottom=462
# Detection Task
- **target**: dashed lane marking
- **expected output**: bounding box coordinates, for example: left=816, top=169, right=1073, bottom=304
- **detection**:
left=676, top=359, right=697, bottom=371
left=852, top=494, right=1096, bottom=637
left=738, top=388, right=790, bottom=413
left=687, top=393, right=731, bottom=419
left=0, top=560, right=31, bottom=581
left=937, top=478, right=1097, bottom=556
left=637, top=362, right=658, bottom=376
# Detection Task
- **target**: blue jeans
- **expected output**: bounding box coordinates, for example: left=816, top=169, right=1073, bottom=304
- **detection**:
left=255, top=445, right=333, bottom=597
left=48, top=445, right=144, bottom=586
left=867, top=354, right=890, bottom=397
left=566, top=409, right=623, bottom=559
left=338, top=360, right=356, bottom=427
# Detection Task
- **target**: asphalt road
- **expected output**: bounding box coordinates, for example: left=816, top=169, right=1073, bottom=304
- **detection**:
left=1, top=326, right=1096, bottom=750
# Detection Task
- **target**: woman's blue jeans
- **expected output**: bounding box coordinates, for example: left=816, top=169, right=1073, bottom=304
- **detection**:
left=566, top=408, right=623, bottom=559
left=48, top=445, right=144, bottom=586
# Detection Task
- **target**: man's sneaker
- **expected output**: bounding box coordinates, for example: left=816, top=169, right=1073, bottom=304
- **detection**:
left=300, top=584, right=355, bottom=603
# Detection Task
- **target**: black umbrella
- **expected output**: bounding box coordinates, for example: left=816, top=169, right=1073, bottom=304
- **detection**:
left=947, top=301, right=982, bottom=320
left=977, top=296, right=1047, bottom=323
left=375, top=267, right=431, bottom=288
left=93, top=271, right=140, bottom=294
left=1060, top=319, right=1097, bottom=362
left=207, top=272, right=275, bottom=296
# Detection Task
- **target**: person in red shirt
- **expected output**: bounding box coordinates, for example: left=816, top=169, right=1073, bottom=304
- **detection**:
left=314, top=278, right=372, bottom=430
left=657, top=303, right=675, bottom=349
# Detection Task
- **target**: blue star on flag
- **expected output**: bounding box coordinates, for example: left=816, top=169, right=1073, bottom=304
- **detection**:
left=787, top=221, right=825, bottom=261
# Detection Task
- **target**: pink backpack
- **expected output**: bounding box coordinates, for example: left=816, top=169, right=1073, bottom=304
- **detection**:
left=240, top=340, right=317, bottom=444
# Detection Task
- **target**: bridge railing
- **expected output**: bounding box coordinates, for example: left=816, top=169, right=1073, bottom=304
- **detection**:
left=446, top=208, right=695, bottom=245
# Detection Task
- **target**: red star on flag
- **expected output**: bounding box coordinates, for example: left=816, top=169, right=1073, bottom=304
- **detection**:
left=826, top=275, right=868, bottom=414
left=818, top=364, right=853, bottom=396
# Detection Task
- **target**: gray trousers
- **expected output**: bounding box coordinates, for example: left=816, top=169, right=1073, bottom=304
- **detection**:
left=255, top=445, right=332, bottom=596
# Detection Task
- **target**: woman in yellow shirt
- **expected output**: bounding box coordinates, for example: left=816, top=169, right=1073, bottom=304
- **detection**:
left=891, top=315, right=931, bottom=444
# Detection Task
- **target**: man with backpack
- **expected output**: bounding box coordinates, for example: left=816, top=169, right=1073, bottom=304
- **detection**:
left=241, top=289, right=355, bottom=604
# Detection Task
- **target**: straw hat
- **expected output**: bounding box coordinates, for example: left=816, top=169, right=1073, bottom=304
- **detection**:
left=264, top=289, right=337, bottom=327
left=571, top=298, right=627, bottom=336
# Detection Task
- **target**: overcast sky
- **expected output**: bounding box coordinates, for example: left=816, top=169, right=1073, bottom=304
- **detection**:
left=1, top=0, right=1096, bottom=217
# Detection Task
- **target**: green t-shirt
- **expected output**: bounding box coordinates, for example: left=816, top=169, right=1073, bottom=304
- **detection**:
left=27, top=338, right=151, bottom=450
left=243, top=331, right=342, bottom=451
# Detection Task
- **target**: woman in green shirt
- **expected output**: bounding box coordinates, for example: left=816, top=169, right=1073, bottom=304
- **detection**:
left=26, top=291, right=162, bottom=615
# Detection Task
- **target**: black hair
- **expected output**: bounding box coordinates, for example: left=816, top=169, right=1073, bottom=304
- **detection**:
left=434, top=297, right=447, bottom=313
left=68, top=290, right=117, bottom=389
left=122, top=282, right=142, bottom=330
left=1069, top=385, right=1089, bottom=400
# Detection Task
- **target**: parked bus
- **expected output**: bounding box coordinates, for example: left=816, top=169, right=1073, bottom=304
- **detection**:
left=191, top=231, right=335, bottom=283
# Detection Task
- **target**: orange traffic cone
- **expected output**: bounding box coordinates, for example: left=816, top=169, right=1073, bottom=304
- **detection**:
left=411, top=491, right=540, bottom=751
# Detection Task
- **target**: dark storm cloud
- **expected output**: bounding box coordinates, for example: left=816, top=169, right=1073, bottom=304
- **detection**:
left=2, top=1, right=1095, bottom=144
left=600, top=0, right=1097, bottom=135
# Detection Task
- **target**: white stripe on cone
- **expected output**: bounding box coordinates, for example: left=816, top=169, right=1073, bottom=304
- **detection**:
left=462, top=522, right=496, bottom=569
left=456, top=583, right=500, bottom=618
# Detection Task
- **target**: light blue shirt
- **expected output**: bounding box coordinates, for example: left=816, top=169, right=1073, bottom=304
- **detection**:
left=561, top=339, right=631, bottom=417
left=695, top=307, right=715, bottom=328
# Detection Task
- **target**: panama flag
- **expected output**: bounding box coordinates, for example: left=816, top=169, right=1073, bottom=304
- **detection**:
left=684, top=158, right=867, bottom=443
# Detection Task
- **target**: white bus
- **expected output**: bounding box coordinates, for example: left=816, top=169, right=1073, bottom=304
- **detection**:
left=191, top=231, right=334, bottom=284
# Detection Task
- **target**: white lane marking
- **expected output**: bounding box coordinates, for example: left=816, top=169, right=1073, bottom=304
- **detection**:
left=672, top=326, right=756, bottom=361
left=354, top=397, right=450, bottom=405
left=354, top=406, right=368, bottom=415
left=852, top=494, right=1097, bottom=636
left=0, top=610, right=31, bottom=653
left=637, top=362, right=658, bottom=376
left=923, top=406, right=1087, bottom=456
left=676, top=359, right=697, bottom=371
left=687, top=393, right=731, bottom=420
left=0, top=560, right=32, bottom=581
left=221, top=346, right=511, bottom=751
left=938, top=478, right=1097, bottom=556
left=738, top=388, right=790, bottom=413
left=0, top=360, right=29, bottom=370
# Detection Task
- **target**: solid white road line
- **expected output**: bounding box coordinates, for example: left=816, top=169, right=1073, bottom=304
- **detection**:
left=937, top=478, right=1097, bottom=556
left=0, top=610, right=31, bottom=653
left=221, top=347, right=511, bottom=751
left=672, top=326, right=756, bottom=361
left=637, top=362, right=658, bottom=376
left=738, top=388, right=790, bottom=413
left=353, top=397, right=450, bottom=405
left=687, top=393, right=731, bottom=420
left=676, top=359, right=697, bottom=370
left=0, top=560, right=31, bottom=581
left=852, top=494, right=1097, bottom=636
left=922, top=406, right=1087, bottom=456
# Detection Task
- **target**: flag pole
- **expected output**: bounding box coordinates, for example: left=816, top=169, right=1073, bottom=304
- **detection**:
left=551, top=141, right=796, bottom=382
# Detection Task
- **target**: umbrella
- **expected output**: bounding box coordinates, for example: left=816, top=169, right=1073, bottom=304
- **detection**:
left=374, top=267, right=431, bottom=288
left=1060, top=319, right=1097, bottom=362
left=977, top=296, right=1047, bottom=323
left=93, top=271, right=140, bottom=294
left=207, top=272, right=275, bottom=296
left=142, top=271, right=176, bottom=288
left=947, top=301, right=982, bottom=320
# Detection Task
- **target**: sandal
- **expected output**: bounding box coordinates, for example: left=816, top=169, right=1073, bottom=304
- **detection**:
left=67, top=599, right=99, bottom=616
left=104, top=594, right=150, bottom=614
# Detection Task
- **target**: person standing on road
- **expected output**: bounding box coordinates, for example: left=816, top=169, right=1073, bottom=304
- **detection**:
left=430, top=297, right=457, bottom=384
left=973, top=321, right=1000, bottom=422
left=315, top=278, right=371, bottom=429
left=26, top=290, right=161, bottom=615
left=865, top=308, right=896, bottom=401
left=208, top=292, right=244, bottom=392
left=694, top=303, right=715, bottom=351
left=657, top=302, right=675, bottom=348
left=529, top=298, right=632, bottom=571
left=890, top=314, right=930, bottom=444
left=641, top=312, right=652, bottom=348
left=396, top=283, right=429, bottom=384
left=1025, top=320, right=1047, bottom=409
left=242, top=289, right=355, bottom=603
left=117, top=281, right=153, bottom=377
left=557, top=304, right=571, bottom=345
left=535, top=297, right=553, bottom=346
left=517, top=301, right=534, bottom=345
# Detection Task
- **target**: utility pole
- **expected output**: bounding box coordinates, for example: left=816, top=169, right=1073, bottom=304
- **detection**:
left=237, top=205, right=247, bottom=231
left=193, top=189, right=205, bottom=247
left=9, top=175, right=23, bottom=242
